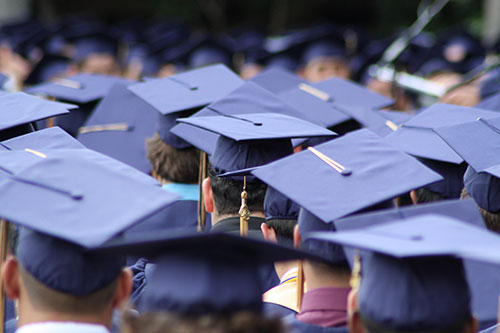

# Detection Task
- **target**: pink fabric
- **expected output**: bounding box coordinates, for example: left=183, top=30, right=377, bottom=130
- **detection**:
left=295, top=287, right=350, bottom=327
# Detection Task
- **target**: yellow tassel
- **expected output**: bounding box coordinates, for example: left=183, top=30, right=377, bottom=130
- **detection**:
left=296, top=260, right=304, bottom=310
left=239, top=176, right=250, bottom=237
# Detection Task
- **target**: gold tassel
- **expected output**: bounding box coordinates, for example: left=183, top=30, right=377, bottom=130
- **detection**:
left=239, top=176, right=250, bottom=237
left=0, top=219, right=9, bottom=333
left=350, top=251, right=362, bottom=290
left=197, top=152, right=208, bottom=232
left=296, top=260, right=304, bottom=310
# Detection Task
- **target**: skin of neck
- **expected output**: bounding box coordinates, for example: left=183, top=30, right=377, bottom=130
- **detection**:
left=274, top=260, right=299, bottom=280
left=17, top=291, right=114, bottom=329
left=303, top=260, right=351, bottom=291
left=211, top=209, right=266, bottom=225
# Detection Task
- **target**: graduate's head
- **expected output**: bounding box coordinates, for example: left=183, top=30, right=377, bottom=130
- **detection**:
left=2, top=229, right=132, bottom=323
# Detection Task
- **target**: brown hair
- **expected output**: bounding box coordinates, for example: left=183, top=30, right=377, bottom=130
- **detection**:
left=146, top=133, right=200, bottom=184
left=461, top=188, right=500, bottom=233
left=121, top=310, right=285, bottom=333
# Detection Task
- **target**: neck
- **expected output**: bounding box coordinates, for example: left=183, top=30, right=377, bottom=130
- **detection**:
left=17, top=298, right=113, bottom=330
left=211, top=211, right=266, bottom=226
left=274, top=260, right=298, bottom=280
left=303, top=260, right=351, bottom=290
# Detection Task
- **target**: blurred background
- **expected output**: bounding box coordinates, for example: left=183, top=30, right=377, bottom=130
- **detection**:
left=1, top=0, right=500, bottom=111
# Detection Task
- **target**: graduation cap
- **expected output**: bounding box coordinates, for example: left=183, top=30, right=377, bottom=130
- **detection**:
left=93, top=232, right=316, bottom=314
left=128, top=64, right=243, bottom=148
left=170, top=81, right=330, bottom=155
left=250, top=67, right=307, bottom=94
left=164, top=34, right=235, bottom=69
left=305, top=214, right=500, bottom=331
left=177, top=112, right=335, bottom=173
left=24, top=54, right=72, bottom=86
left=312, top=76, right=395, bottom=110
left=0, top=92, right=76, bottom=141
left=264, top=186, right=299, bottom=222
left=0, top=152, right=179, bottom=296
left=25, top=73, right=133, bottom=104
left=178, top=112, right=335, bottom=235
left=383, top=103, right=500, bottom=164
left=433, top=116, right=500, bottom=204
left=77, top=82, right=157, bottom=174
left=71, top=31, right=119, bottom=61
left=0, top=148, right=158, bottom=187
left=1, top=126, right=85, bottom=151
left=333, top=198, right=499, bottom=329
left=301, top=39, right=347, bottom=65
left=251, top=129, right=442, bottom=223
left=25, top=73, right=134, bottom=136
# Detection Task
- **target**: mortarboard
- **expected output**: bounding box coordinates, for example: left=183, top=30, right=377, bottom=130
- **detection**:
left=71, top=31, right=118, bottom=61
left=250, top=67, right=307, bottom=94
left=128, top=64, right=243, bottom=148
left=0, top=92, right=76, bottom=141
left=365, top=110, right=412, bottom=137
left=25, top=73, right=134, bottom=136
left=1, top=126, right=85, bottom=151
left=312, top=76, right=395, bottom=110
left=94, top=232, right=317, bottom=314
left=251, top=129, right=442, bottom=223
left=476, top=91, right=500, bottom=112
left=170, top=81, right=332, bottom=155
left=264, top=187, right=299, bottom=222
left=25, top=73, right=133, bottom=104
left=434, top=116, right=500, bottom=211
left=301, top=39, right=347, bottom=65
left=0, top=152, right=179, bottom=295
left=177, top=112, right=335, bottom=176
left=24, top=54, right=72, bottom=86
left=305, top=214, right=500, bottom=331
left=77, top=82, right=157, bottom=174
left=333, top=199, right=499, bottom=329
left=383, top=103, right=500, bottom=164
left=0, top=148, right=158, bottom=187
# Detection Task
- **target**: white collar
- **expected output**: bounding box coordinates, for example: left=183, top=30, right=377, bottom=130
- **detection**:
left=16, top=322, right=110, bottom=333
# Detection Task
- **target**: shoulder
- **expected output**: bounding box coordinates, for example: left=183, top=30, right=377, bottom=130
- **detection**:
left=480, top=324, right=500, bottom=333
left=263, top=302, right=297, bottom=319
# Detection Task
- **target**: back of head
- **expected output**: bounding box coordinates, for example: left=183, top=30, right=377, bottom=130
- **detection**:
left=16, top=228, right=124, bottom=314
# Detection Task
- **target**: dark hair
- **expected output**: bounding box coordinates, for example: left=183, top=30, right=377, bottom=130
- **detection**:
left=395, top=193, right=413, bottom=207
left=360, top=312, right=472, bottom=333
left=19, top=265, right=119, bottom=315
left=415, top=188, right=444, bottom=204
left=265, top=219, right=297, bottom=247
left=146, top=133, right=200, bottom=184
left=461, top=188, right=500, bottom=233
left=208, top=166, right=267, bottom=216
left=121, top=310, right=285, bottom=333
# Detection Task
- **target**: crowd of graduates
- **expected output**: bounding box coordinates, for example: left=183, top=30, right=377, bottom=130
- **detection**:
left=2, top=13, right=500, bottom=333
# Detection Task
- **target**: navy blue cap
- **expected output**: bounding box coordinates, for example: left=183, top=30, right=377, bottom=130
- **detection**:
left=418, top=158, right=468, bottom=199
left=16, top=228, right=125, bottom=296
left=72, top=32, right=118, bottom=61
left=365, top=110, right=412, bottom=137
left=24, top=54, right=72, bottom=86
left=171, top=81, right=335, bottom=155
left=94, top=232, right=317, bottom=314
left=264, top=187, right=299, bottom=221
left=418, top=57, right=456, bottom=77
left=251, top=129, right=442, bottom=222
left=0, top=151, right=176, bottom=247
left=304, top=214, right=500, bottom=331
left=464, top=166, right=500, bottom=213
left=333, top=198, right=498, bottom=328
left=1, top=126, right=85, bottom=151
left=313, top=77, right=394, bottom=110
left=0, top=92, right=75, bottom=132
left=128, top=64, right=243, bottom=115
left=250, top=67, right=307, bottom=94
left=77, top=82, right=157, bottom=173
left=301, top=39, right=346, bottom=65
left=384, top=103, right=500, bottom=164
left=178, top=112, right=335, bottom=180
left=25, top=73, right=133, bottom=104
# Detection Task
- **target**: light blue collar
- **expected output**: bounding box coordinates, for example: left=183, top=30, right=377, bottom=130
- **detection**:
left=162, top=183, right=199, bottom=201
